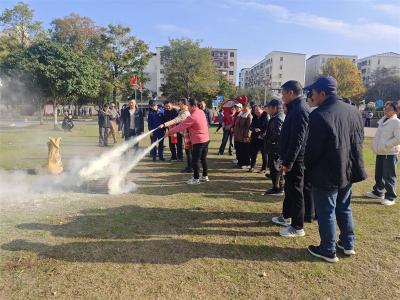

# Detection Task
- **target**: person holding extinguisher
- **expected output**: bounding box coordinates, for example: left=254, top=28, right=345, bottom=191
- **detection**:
left=163, top=101, right=182, bottom=161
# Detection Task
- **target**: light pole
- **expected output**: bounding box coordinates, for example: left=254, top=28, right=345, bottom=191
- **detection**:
left=263, top=78, right=269, bottom=106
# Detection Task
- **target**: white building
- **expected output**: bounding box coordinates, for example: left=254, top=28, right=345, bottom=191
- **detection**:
left=357, top=52, right=400, bottom=86
left=144, top=47, right=237, bottom=97
left=238, top=68, right=250, bottom=89
left=305, top=54, right=357, bottom=85
left=210, top=48, right=237, bottom=84
left=244, top=51, right=306, bottom=93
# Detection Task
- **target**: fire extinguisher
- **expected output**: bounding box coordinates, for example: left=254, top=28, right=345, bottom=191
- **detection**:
left=170, top=125, right=178, bottom=144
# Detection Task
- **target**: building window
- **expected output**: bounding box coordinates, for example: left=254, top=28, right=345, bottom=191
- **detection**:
left=280, top=57, right=283, bottom=61
left=229, top=71, right=234, bottom=75
left=160, top=69, right=164, bottom=74
left=230, top=52, right=235, bottom=57
left=278, top=74, right=282, bottom=78
left=279, top=65, right=283, bottom=70
left=378, top=59, right=380, bottom=65
left=229, top=61, right=234, bottom=67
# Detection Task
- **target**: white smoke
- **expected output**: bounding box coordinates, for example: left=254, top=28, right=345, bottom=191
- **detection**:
left=0, top=130, right=162, bottom=200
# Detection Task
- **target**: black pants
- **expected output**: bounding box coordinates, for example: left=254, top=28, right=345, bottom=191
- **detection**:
left=235, top=141, right=250, bottom=166
left=192, top=142, right=209, bottom=179
left=268, top=153, right=283, bottom=190
left=125, top=129, right=139, bottom=151
left=303, top=168, right=315, bottom=221
left=365, top=118, right=371, bottom=127
left=168, top=133, right=183, bottom=160
left=185, top=148, right=192, bottom=170
left=373, top=155, right=398, bottom=201
left=218, top=128, right=233, bottom=155
left=250, top=138, right=267, bottom=169
left=282, top=161, right=305, bottom=229
left=150, top=134, right=164, bottom=159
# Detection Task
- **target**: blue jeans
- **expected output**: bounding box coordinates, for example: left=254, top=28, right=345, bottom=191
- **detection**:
left=313, top=184, right=355, bottom=254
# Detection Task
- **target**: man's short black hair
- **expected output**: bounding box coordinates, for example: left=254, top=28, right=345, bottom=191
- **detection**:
left=103, top=103, right=109, bottom=108
left=178, top=98, right=188, bottom=105
left=386, top=100, right=398, bottom=112
left=188, top=98, right=198, bottom=107
left=164, top=100, right=171, bottom=105
left=281, top=80, right=303, bottom=96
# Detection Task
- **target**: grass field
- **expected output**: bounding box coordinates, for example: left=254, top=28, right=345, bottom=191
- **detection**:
left=0, top=122, right=399, bottom=299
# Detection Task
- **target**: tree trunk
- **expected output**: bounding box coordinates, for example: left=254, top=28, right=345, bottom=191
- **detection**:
left=53, top=99, right=58, bottom=129
left=39, top=101, right=43, bottom=125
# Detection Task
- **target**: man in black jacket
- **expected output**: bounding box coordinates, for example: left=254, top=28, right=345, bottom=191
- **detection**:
left=262, top=99, right=285, bottom=195
left=305, top=76, right=367, bottom=263
left=272, top=80, right=310, bottom=238
left=163, top=100, right=182, bottom=161
left=120, top=98, right=144, bottom=150
left=249, top=105, right=269, bottom=172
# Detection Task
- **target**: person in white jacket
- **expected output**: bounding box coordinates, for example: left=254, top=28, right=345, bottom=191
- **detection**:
left=366, top=101, right=400, bottom=205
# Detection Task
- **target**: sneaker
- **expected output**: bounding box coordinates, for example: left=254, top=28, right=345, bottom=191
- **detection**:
left=336, top=240, right=356, bottom=255
left=271, top=215, right=291, bottom=226
left=170, top=158, right=178, bottom=162
left=308, top=245, right=339, bottom=263
left=200, top=176, right=210, bottom=182
left=152, top=157, right=156, bottom=161
left=159, top=158, right=166, bottom=161
left=279, top=226, right=305, bottom=237
left=241, top=165, right=250, bottom=169
left=365, top=191, right=384, bottom=199
left=381, top=199, right=395, bottom=206
left=232, top=159, right=238, bottom=164
left=262, top=188, right=284, bottom=196
left=181, top=168, right=193, bottom=173
left=187, top=177, right=200, bottom=185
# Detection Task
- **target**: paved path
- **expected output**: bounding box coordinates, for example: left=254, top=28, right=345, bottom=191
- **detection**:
left=364, top=127, right=377, bottom=138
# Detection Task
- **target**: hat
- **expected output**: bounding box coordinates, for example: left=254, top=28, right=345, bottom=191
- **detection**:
left=304, top=76, right=337, bottom=94
left=234, top=103, right=243, bottom=109
left=267, top=99, right=283, bottom=108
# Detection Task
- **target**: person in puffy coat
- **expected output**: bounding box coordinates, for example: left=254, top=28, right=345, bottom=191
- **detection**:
left=366, top=101, right=400, bottom=206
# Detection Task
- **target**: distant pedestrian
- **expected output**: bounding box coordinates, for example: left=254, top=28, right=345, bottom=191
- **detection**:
left=365, top=110, right=373, bottom=127
left=199, top=100, right=213, bottom=127
left=262, top=99, right=285, bottom=196
left=163, top=101, right=182, bottom=161
left=216, top=109, right=224, bottom=132
left=98, top=103, right=111, bottom=147
left=109, top=102, right=120, bottom=143
left=218, top=106, right=234, bottom=156
left=233, top=103, right=252, bottom=169
left=249, top=105, right=269, bottom=172
left=305, top=76, right=367, bottom=263
left=366, top=101, right=400, bottom=206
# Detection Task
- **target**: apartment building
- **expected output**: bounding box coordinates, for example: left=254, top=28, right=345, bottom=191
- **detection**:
left=238, top=68, right=250, bottom=89
left=357, top=52, right=400, bottom=86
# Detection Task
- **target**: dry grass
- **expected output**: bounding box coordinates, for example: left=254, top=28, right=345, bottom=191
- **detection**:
left=0, top=123, right=399, bottom=299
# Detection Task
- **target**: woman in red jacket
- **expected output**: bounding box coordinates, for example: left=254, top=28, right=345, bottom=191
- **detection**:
left=166, top=99, right=210, bottom=185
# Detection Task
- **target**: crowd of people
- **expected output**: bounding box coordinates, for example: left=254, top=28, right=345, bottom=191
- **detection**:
left=95, top=75, right=399, bottom=263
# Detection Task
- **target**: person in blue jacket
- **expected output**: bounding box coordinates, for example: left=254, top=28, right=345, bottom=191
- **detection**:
left=148, top=100, right=166, bottom=161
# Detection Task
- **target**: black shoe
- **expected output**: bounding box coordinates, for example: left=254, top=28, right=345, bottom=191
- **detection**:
left=159, top=158, right=165, bottom=161
left=228, top=152, right=233, bottom=156
left=258, top=169, right=266, bottom=174
left=177, top=158, right=183, bottom=162
left=262, top=188, right=284, bottom=196
left=169, top=158, right=178, bottom=162
left=152, top=157, right=157, bottom=161
left=181, top=168, right=193, bottom=173
left=265, top=173, right=271, bottom=179
left=308, top=245, right=338, bottom=263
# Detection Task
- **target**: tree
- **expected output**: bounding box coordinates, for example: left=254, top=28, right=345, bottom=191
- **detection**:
left=321, top=57, right=365, bottom=103
left=366, top=75, right=400, bottom=102
left=50, top=13, right=104, bottom=53
left=1, top=40, right=101, bottom=128
left=101, top=24, right=151, bottom=102
left=0, top=2, right=44, bottom=49
left=217, top=73, right=237, bottom=100
left=161, top=38, right=219, bottom=100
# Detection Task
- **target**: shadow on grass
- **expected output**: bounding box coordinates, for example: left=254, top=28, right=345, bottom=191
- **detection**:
left=2, top=238, right=310, bottom=264
left=2, top=205, right=313, bottom=264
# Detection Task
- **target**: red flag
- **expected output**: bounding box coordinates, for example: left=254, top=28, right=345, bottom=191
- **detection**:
left=129, top=75, right=137, bottom=86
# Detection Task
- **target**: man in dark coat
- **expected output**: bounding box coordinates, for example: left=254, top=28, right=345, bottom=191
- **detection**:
left=120, top=98, right=144, bottom=150
left=163, top=100, right=182, bottom=161
left=98, top=103, right=111, bottom=146
left=249, top=105, right=269, bottom=172
left=272, top=80, right=310, bottom=238
left=262, top=99, right=285, bottom=195
left=147, top=100, right=165, bottom=161
left=305, top=76, right=367, bottom=263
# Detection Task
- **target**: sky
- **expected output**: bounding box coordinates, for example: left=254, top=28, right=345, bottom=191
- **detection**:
left=1, top=0, right=400, bottom=80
